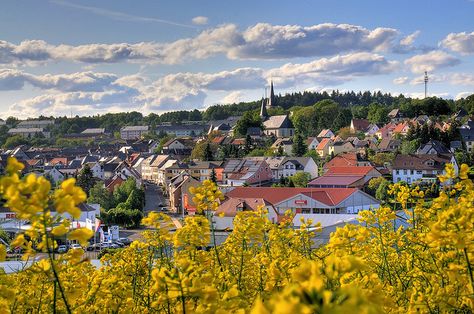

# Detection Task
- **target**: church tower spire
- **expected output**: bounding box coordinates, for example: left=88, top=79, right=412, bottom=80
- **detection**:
left=267, top=80, right=275, bottom=109
left=260, top=97, right=268, bottom=119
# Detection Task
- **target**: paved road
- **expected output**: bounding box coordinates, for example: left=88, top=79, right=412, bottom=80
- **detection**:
left=144, top=182, right=168, bottom=213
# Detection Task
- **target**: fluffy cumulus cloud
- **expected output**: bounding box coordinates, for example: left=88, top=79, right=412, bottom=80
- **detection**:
left=266, top=52, right=398, bottom=86
left=404, top=50, right=460, bottom=73
left=0, top=22, right=414, bottom=65
left=220, top=91, right=244, bottom=104
left=393, top=76, right=409, bottom=85
left=192, top=16, right=209, bottom=25
left=227, top=23, right=399, bottom=59
left=6, top=51, right=398, bottom=117
left=0, top=69, right=119, bottom=92
left=440, top=31, right=474, bottom=54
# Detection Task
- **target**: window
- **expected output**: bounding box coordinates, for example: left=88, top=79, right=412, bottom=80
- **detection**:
left=396, top=170, right=400, bottom=175
left=403, top=170, right=407, bottom=175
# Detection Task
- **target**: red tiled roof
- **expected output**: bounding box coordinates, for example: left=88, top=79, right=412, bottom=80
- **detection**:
left=308, top=175, right=365, bottom=186
left=49, top=157, right=69, bottom=165
left=216, top=198, right=267, bottom=217
left=325, top=166, right=376, bottom=176
left=212, top=136, right=226, bottom=144
left=316, top=138, right=331, bottom=150
left=227, top=187, right=357, bottom=206
left=324, top=153, right=358, bottom=168
left=393, top=122, right=409, bottom=133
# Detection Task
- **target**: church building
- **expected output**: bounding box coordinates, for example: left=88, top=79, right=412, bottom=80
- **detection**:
left=260, top=82, right=295, bottom=138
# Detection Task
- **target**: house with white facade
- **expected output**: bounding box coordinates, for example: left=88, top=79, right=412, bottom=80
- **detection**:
left=392, top=154, right=458, bottom=184
left=120, top=126, right=149, bottom=140
left=8, top=128, right=50, bottom=138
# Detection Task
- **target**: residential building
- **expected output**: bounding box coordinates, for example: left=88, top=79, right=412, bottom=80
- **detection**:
left=316, top=138, right=332, bottom=158
left=249, top=156, right=318, bottom=180
left=328, top=141, right=354, bottom=156
left=222, top=159, right=272, bottom=186
left=262, top=114, right=295, bottom=138
left=387, top=109, right=404, bottom=123
left=416, top=140, right=450, bottom=155
left=350, top=119, right=370, bottom=133
left=306, top=137, right=320, bottom=150
left=8, top=128, right=50, bottom=138
left=120, top=126, right=149, bottom=140
left=168, top=171, right=201, bottom=214
left=161, top=138, right=194, bottom=156
left=459, top=120, right=474, bottom=153
left=271, top=138, right=293, bottom=155
left=17, top=119, right=55, bottom=129
left=317, top=129, right=335, bottom=138
left=323, top=153, right=372, bottom=170
left=156, top=124, right=207, bottom=137
left=324, top=166, right=382, bottom=184
left=187, top=161, right=225, bottom=182
left=392, top=154, right=458, bottom=184
left=378, top=138, right=401, bottom=152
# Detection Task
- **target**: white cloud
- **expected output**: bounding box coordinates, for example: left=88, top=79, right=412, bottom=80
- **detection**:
left=440, top=31, right=474, bottom=54
left=404, top=50, right=460, bottom=73
left=5, top=52, right=399, bottom=117
left=405, top=92, right=452, bottom=99
left=0, top=69, right=120, bottom=92
left=455, top=92, right=474, bottom=100
left=393, top=76, right=409, bottom=85
left=220, top=91, right=244, bottom=104
left=192, top=16, right=209, bottom=25
left=266, top=52, right=398, bottom=86
left=0, top=22, right=413, bottom=65
left=400, top=30, right=420, bottom=46
left=409, top=72, right=474, bottom=86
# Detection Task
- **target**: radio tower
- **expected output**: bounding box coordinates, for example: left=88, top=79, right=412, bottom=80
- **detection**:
left=424, top=71, right=429, bottom=98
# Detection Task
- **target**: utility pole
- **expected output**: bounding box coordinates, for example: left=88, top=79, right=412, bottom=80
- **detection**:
left=424, top=71, right=429, bottom=99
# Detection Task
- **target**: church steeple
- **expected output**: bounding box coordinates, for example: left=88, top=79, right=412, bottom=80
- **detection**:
left=267, top=81, right=275, bottom=109
left=260, top=97, right=268, bottom=119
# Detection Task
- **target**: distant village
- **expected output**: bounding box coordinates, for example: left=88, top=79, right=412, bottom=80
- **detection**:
left=0, top=84, right=472, bottom=239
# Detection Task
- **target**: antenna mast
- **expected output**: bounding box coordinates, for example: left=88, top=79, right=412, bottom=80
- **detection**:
left=424, top=71, right=429, bottom=98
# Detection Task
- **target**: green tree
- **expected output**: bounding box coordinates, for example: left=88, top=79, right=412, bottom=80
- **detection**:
left=0, top=227, right=10, bottom=244
left=3, top=135, right=28, bottom=149
left=292, top=134, right=307, bottom=157
left=234, top=111, right=263, bottom=137
left=76, top=164, right=95, bottom=196
left=400, top=139, right=420, bottom=154
left=375, top=180, right=390, bottom=203
left=191, top=141, right=216, bottom=161
left=367, top=177, right=388, bottom=197
left=290, top=172, right=311, bottom=187
left=210, top=168, right=217, bottom=183
left=88, top=182, right=115, bottom=210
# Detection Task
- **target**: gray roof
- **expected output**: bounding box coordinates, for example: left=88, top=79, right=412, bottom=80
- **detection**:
left=81, top=128, right=105, bottom=134
left=263, top=115, right=293, bottom=129
left=416, top=140, right=450, bottom=154
left=121, top=126, right=148, bottom=131
left=8, top=128, right=44, bottom=133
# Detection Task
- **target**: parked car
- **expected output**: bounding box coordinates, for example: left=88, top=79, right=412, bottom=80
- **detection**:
left=70, top=243, right=82, bottom=250
left=57, top=245, right=68, bottom=253
left=87, top=243, right=101, bottom=251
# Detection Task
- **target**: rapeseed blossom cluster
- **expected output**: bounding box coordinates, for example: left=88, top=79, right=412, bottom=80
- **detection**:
left=0, top=157, right=472, bottom=313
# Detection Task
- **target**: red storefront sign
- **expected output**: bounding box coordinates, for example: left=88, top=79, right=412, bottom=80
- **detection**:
left=295, top=200, right=307, bottom=205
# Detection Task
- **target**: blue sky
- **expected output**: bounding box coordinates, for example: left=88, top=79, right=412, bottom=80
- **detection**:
left=1, top=0, right=474, bottom=118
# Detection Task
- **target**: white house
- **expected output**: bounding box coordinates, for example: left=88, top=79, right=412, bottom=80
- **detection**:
left=120, top=126, right=149, bottom=140
left=392, top=154, right=458, bottom=184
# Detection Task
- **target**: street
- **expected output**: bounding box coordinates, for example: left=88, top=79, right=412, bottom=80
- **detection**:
left=144, top=182, right=168, bottom=213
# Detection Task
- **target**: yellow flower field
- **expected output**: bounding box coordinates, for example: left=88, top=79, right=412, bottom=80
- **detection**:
left=0, top=158, right=473, bottom=313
